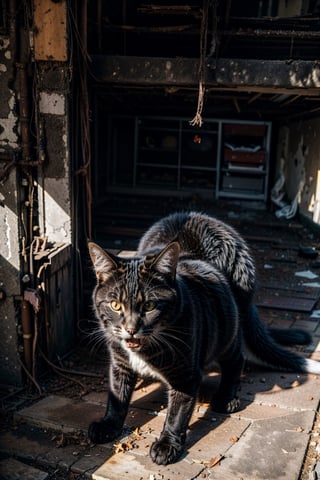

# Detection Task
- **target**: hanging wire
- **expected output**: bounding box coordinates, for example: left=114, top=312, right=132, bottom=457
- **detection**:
left=69, top=4, right=93, bottom=240
left=190, top=0, right=210, bottom=127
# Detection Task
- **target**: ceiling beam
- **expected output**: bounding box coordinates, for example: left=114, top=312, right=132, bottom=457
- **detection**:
left=91, top=55, right=320, bottom=95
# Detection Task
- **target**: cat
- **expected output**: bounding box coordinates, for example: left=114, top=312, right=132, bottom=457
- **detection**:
left=88, top=240, right=243, bottom=465
left=87, top=211, right=320, bottom=465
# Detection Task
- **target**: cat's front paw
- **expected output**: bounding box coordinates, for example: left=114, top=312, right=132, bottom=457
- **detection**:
left=88, top=419, right=122, bottom=444
left=150, top=435, right=183, bottom=465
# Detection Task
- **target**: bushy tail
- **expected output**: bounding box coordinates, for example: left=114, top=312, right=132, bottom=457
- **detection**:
left=243, top=305, right=320, bottom=374
left=269, top=327, right=312, bottom=346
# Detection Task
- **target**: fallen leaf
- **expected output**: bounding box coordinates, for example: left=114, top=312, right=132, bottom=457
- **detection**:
left=113, top=441, right=125, bottom=454
left=230, top=435, right=239, bottom=443
left=209, top=453, right=224, bottom=468
left=285, top=427, right=304, bottom=433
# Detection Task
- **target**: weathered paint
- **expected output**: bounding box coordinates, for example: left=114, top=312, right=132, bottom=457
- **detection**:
left=275, top=118, right=320, bottom=225
left=33, top=0, right=67, bottom=61
left=39, top=92, right=66, bottom=116
left=0, top=171, right=23, bottom=385
left=0, top=38, right=19, bottom=151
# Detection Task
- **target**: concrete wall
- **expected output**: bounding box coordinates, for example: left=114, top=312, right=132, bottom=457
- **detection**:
left=0, top=36, right=23, bottom=385
left=0, top=36, right=73, bottom=385
left=37, top=74, right=72, bottom=244
left=274, top=118, right=320, bottom=224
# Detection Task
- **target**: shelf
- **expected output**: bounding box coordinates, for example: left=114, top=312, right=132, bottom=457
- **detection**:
left=137, top=162, right=178, bottom=169
left=139, top=127, right=179, bottom=133
left=181, top=166, right=217, bottom=172
left=139, top=147, right=178, bottom=152
left=224, top=149, right=266, bottom=164
left=218, top=119, right=271, bottom=201
left=222, top=166, right=265, bottom=173
left=106, top=115, right=271, bottom=201
left=181, top=127, right=218, bottom=135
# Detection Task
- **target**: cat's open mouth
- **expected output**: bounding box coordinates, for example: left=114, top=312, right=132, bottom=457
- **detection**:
left=125, top=338, right=141, bottom=349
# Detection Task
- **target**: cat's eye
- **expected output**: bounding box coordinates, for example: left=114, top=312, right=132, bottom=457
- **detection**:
left=110, top=300, right=122, bottom=312
left=144, top=300, right=156, bottom=312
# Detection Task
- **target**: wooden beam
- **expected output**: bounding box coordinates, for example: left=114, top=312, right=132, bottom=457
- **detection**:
left=208, top=58, right=320, bottom=90
left=33, top=0, right=67, bottom=61
left=220, top=28, right=320, bottom=39
left=91, top=55, right=199, bottom=86
left=247, top=92, right=262, bottom=104
left=91, top=55, right=320, bottom=93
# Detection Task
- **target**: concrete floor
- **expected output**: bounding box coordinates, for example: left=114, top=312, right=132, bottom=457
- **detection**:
left=0, top=366, right=319, bottom=479
left=1, top=203, right=320, bottom=479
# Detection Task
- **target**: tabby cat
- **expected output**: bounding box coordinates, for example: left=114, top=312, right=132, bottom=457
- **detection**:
left=88, top=211, right=320, bottom=465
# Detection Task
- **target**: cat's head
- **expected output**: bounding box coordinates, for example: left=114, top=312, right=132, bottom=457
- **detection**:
left=88, top=241, right=180, bottom=352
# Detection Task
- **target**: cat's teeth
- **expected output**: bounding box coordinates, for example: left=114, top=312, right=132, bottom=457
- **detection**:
left=126, top=338, right=141, bottom=349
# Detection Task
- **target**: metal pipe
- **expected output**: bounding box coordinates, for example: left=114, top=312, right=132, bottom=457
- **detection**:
left=16, top=63, right=31, bottom=161
left=8, top=0, right=17, bottom=87
left=21, top=300, right=33, bottom=373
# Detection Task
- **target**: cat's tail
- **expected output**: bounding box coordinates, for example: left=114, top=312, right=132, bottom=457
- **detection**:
left=269, top=327, right=312, bottom=346
left=244, top=305, right=320, bottom=375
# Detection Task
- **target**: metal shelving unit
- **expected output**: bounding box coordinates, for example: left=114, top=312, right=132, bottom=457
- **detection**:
left=105, top=115, right=271, bottom=201
left=217, top=119, right=271, bottom=201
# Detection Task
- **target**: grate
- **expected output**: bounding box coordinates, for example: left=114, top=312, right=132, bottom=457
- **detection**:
left=0, top=385, right=35, bottom=413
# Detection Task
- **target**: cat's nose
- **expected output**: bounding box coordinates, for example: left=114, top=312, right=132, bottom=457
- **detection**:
left=127, top=328, right=137, bottom=336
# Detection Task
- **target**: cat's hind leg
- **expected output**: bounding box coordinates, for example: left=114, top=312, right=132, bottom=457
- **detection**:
left=211, top=341, right=244, bottom=414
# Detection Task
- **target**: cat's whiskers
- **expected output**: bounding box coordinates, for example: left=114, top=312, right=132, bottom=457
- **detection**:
left=86, top=326, right=110, bottom=355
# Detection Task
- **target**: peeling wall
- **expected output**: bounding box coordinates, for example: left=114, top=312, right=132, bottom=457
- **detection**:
left=0, top=37, right=19, bottom=151
left=36, top=66, right=72, bottom=244
left=275, top=117, right=320, bottom=224
left=0, top=169, right=22, bottom=385
left=0, top=0, right=75, bottom=386
left=0, top=36, right=23, bottom=385
left=0, top=34, right=73, bottom=385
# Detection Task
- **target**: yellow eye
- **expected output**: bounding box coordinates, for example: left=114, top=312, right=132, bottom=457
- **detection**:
left=144, top=300, right=156, bottom=312
left=110, top=301, right=122, bottom=312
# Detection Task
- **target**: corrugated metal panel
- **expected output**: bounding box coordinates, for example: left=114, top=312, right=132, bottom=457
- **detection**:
left=44, top=244, right=74, bottom=361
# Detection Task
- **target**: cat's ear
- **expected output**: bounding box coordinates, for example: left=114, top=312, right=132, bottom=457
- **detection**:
left=88, top=242, right=119, bottom=280
left=149, top=241, right=180, bottom=279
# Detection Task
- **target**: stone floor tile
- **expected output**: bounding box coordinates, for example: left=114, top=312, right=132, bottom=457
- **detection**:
left=14, top=395, right=105, bottom=433
left=235, top=401, right=297, bottom=420
left=185, top=415, right=251, bottom=462
left=84, top=381, right=168, bottom=411
left=239, top=371, right=320, bottom=411
left=71, top=448, right=113, bottom=478
left=92, top=450, right=205, bottom=480
left=0, top=428, right=51, bottom=462
left=0, top=457, right=48, bottom=480
left=35, top=444, right=81, bottom=471
left=207, top=410, right=316, bottom=480
left=293, top=319, right=319, bottom=333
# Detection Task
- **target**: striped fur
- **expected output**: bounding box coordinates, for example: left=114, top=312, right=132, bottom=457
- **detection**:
left=88, top=240, right=243, bottom=464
